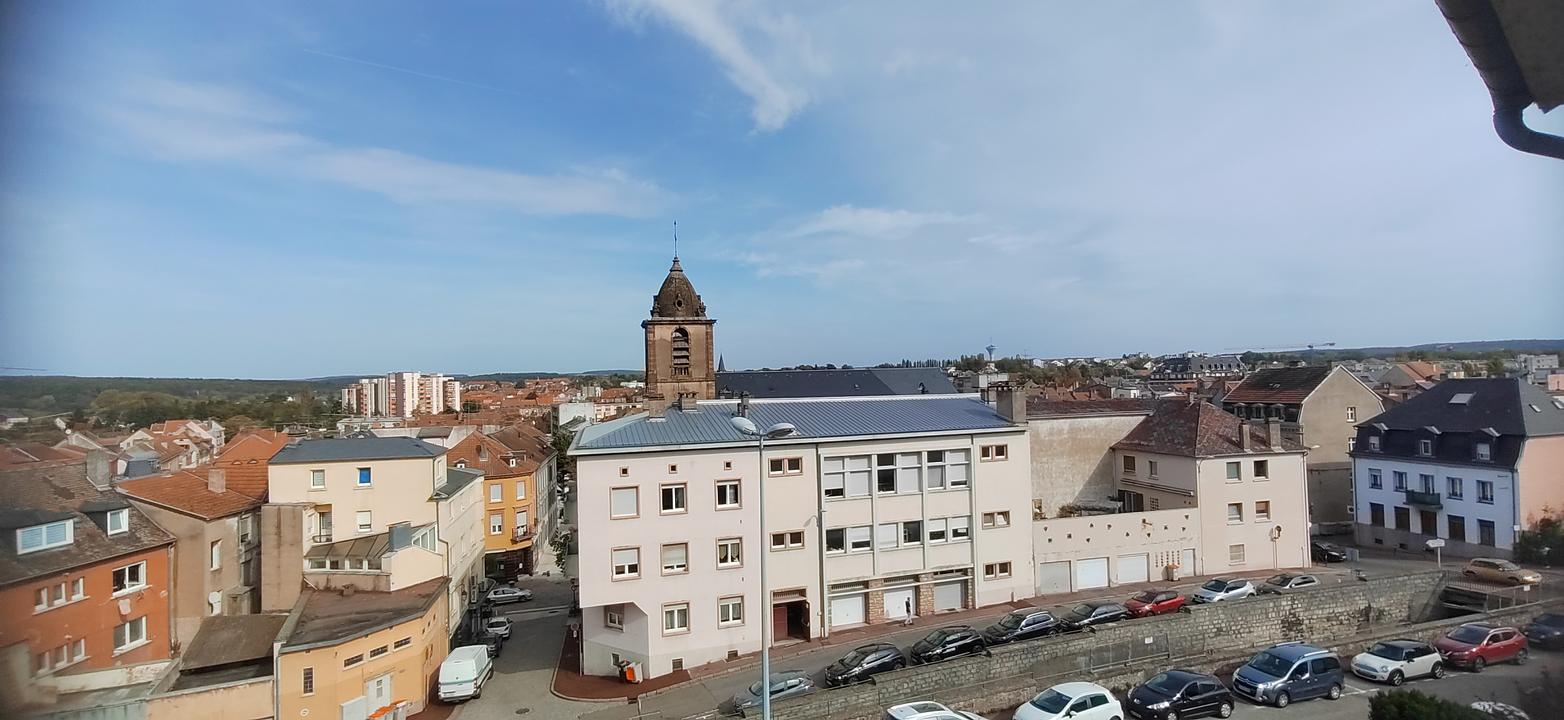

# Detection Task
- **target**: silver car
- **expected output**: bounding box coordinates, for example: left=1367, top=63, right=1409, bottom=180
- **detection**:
left=1259, top=573, right=1321, bottom=594
left=723, top=670, right=815, bottom=716
left=1190, top=577, right=1256, bottom=603
left=486, top=586, right=533, bottom=604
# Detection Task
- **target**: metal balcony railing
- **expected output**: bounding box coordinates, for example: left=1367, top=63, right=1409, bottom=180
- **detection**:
left=310, top=533, right=334, bottom=544
left=512, top=526, right=535, bottom=543
left=1404, top=490, right=1442, bottom=508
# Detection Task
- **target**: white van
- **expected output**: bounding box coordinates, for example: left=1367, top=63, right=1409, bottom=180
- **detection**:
left=438, top=645, right=494, bottom=702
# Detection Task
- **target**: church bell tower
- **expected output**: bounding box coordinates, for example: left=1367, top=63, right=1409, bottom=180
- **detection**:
left=643, top=256, right=716, bottom=411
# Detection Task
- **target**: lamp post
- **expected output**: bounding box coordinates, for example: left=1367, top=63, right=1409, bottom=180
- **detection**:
left=731, top=415, right=796, bottom=720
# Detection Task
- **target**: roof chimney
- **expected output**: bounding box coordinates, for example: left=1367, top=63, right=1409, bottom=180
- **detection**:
left=994, top=384, right=1027, bottom=424
left=1240, top=421, right=1254, bottom=452
left=1267, top=418, right=1283, bottom=450
left=737, top=392, right=751, bottom=418
left=85, top=450, right=112, bottom=489
left=207, top=468, right=226, bottom=494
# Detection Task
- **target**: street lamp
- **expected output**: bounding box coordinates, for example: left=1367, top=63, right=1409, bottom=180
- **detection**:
left=730, top=415, right=796, bottom=720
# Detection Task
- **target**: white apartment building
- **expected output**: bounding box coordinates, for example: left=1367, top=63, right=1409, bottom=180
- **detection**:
left=570, top=394, right=1033, bottom=679
left=340, top=372, right=462, bottom=417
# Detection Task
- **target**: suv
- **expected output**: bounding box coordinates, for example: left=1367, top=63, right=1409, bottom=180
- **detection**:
left=1434, top=623, right=1528, bottom=671
left=1190, top=578, right=1255, bottom=604
left=908, top=626, right=985, bottom=665
left=982, top=608, right=1065, bottom=645
left=1311, top=541, right=1347, bottom=563
left=1232, top=642, right=1344, bottom=708
left=823, top=643, right=904, bottom=686
left=1126, top=668, right=1234, bottom=719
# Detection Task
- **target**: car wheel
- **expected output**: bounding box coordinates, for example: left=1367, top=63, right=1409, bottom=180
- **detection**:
left=1515, top=649, right=1529, bottom=666
left=1274, top=692, right=1290, bottom=708
left=1463, top=570, right=1476, bottom=578
left=1217, top=701, right=1233, bottom=718
left=892, top=660, right=905, bottom=671
left=1472, top=656, right=1486, bottom=672
left=1389, top=670, right=1404, bottom=686
left=1432, top=662, right=1446, bottom=679
left=1327, top=683, right=1342, bottom=700
left=1166, top=711, right=1179, bottom=720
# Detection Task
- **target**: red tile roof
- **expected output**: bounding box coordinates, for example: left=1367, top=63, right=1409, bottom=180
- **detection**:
left=212, top=429, right=291, bottom=499
left=1114, top=400, right=1307, bottom=457
left=1222, top=366, right=1332, bottom=404
left=0, top=442, right=85, bottom=469
left=118, top=468, right=263, bottom=520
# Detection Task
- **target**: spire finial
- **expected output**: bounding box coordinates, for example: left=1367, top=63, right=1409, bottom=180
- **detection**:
left=673, top=221, right=678, bottom=260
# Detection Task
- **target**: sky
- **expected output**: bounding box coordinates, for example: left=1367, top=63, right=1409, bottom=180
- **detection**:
left=1, top=1, right=1560, bottom=379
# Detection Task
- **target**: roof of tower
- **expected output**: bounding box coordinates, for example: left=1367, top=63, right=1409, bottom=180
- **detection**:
left=650, top=257, right=707, bottom=319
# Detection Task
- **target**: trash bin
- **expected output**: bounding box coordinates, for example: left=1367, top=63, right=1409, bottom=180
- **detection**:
left=618, top=660, right=643, bottom=684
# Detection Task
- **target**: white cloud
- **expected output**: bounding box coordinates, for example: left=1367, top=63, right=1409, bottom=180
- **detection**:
left=787, top=205, right=975, bottom=238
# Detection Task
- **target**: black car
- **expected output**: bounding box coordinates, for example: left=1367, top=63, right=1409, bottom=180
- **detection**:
left=1061, top=601, right=1130, bottom=630
left=1127, top=669, right=1234, bottom=720
left=908, top=625, right=986, bottom=665
left=1311, top=540, right=1348, bottom=564
left=1524, top=613, right=1564, bottom=650
left=982, top=608, right=1066, bottom=645
left=822, top=643, right=904, bottom=686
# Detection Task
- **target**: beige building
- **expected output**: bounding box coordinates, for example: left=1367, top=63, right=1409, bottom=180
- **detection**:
left=1024, top=398, right=1156, bottom=518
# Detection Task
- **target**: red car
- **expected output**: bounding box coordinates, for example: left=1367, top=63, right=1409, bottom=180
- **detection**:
left=1433, top=623, right=1529, bottom=671
left=1124, top=588, right=1186, bottom=618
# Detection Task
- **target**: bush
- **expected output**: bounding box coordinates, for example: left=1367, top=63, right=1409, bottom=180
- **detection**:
left=1513, top=514, right=1564, bottom=565
left=1369, top=689, right=1486, bottom=720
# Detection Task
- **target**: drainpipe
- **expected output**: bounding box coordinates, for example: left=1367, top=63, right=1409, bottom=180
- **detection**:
left=1435, top=0, right=1564, bottom=161
left=1494, top=107, right=1564, bottom=161
left=815, top=444, right=829, bottom=642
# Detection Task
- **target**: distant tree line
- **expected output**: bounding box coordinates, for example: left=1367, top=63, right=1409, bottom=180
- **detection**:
left=88, top=389, right=340, bottom=431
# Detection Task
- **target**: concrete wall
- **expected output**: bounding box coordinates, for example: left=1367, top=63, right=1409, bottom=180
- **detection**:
left=123, top=502, right=250, bottom=649
left=146, top=677, right=272, bottom=720
left=1031, top=509, right=1200, bottom=591
left=1027, top=413, right=1148, bottom=516
left=259, top=504, right=304, bottom=612
left=1298, top=368, right=1384, bottom=529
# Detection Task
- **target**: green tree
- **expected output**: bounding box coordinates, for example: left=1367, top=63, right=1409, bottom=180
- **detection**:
left=1486, top=357, right=1507, bottom=377
left=1513, top=513, right=1564, bottom=566
left=1369, top=689, right=1485, bottom=720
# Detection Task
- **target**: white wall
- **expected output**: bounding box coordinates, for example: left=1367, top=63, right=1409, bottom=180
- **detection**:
left=1353, top=456, right=1517, bottom=550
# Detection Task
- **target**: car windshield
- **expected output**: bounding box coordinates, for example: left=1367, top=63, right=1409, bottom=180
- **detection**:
left=1367, top=643, right=1404, bottom=660
left=746, top=677, right=789, bottom=696
left=1131, top=591, right=1160, bottom=603
left=1029, top=689, right=1072, bottom=713
left=1449, top=626, right=1489, bottom=644
left=996, top=613, right=1025, bottom=630
left=1267, top=574, right=1293, bottom=585
left=1535, top=614, right=1564, bottom=627
left=1145, top=673, right=1185, bottom=696
left=1065, top=604, right=1094, bottom=620
left=1248, top=651, right=1294, bottom=678
left=926, top=629, right=954, bottom=643
left=1201, top=580, right=1228, bottom=592
left=837, top=649, right=869, bottom=667
left=1494, top=561, right=1521, bottom=571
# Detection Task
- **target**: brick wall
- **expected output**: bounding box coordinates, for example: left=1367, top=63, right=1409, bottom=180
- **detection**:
left=775, top=570, right=1466, bottom=720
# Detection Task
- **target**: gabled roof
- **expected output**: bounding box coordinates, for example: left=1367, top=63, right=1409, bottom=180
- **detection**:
left=270, top=436, right=445, bottom=465
left=210, top=429, right=291, bottom=499
left=118, top=469, right=263, bottom=521
left=1358, top=378, right=1564, bottom=437
left=1222, top=366, right=1333, bottom=404
left=0, top=460, right=173, bottom=588
left=179, top=615, right=289, bottom=671
left=1113, top=400, right=1306, bottom=458
left=0, top=442, right=85, bottom=469
left=716, top=368, right=957, bottom=399
left=435, top=467, right=483, bottom=498
left=447, top=432, right=529, bottom=477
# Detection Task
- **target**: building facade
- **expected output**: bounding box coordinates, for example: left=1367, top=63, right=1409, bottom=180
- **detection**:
left=341, top=373, right=462, bottom=417
left=643, top=257, right=717, bottom=411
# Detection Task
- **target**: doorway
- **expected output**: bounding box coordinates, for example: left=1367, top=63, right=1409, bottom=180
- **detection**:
left=773, top=600, right=809, bottom=641
left=365, top=673, right=392, bottom=712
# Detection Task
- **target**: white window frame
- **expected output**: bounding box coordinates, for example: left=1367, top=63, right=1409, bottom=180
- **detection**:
left=660, top=483, right=687, bottom=514
left=1253, top=460, right=1269, bottom=479
left=309, top=469, right=326, bottom=489
left=716, top=537, right=743, bottom=568
left=1419, top=439, right=1433, bottom=456
left=489, top=513, right=504, bottom=535
left=209, top=540, right=222, bottom=570
left=718, top=596, right=744, bottom=627
left=1225, top=461, right=1241, bottom=481
left=489, top=484, right=502, bottom=503
left=770, top=530, right=805, bottom=550
left=949, top=516, right=970, bottom=541
left=1255, top=501, right=1271, bottom=521
left=1475, top=442, right=1492, bottom=461
left=981, top=444, right=1008, bottom=461
left=106, top=509, right=129, bottom=536
left=715, top=479, right=741, bottom=509
left=876, top=522, right=899, bottom=549
left=515, top=480, right=526, bottom=500
left=982, top=511, right=1011, bottom=529
left=662, top=602, right=690, bottom=635
left=1226, top=503, right=1244, bottom=524
left=846, top=526, right=872, bottom=553
left=17, top=520, right=73, bottom=555
left=983, top=561, right=1012, bottom=579
left=604, top=604, right=624, bottom=630
left=1369, top=435, right=1381, bottom=451
left=1477, top=479, right=1495, bottom=505
left=609, top=487, right=639, bottom=519
left=356, top=510, right=373, bottom=534
left=356, top=467, right=372, bottom=487
left=1346, top=406, right=1357, bottom=422
left=1228, top=544, right=1246, bottom=565
left=113, top=616, right=147, bottom=654
left=927, top=518, right=948, bottom=544
left=611, top=547, right=641, bottom=580
left=661, top=543, right=689, bottom=575
left=768, top=457, right=802, bottom=476
left=112, top=561, right=147, bottom=595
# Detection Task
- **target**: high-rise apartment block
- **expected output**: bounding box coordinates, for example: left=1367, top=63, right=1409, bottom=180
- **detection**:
left=340, top=372, right=462, bottom=417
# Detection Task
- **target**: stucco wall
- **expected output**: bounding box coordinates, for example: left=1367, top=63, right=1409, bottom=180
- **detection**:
left=1195, top=452, right=1310, bottom=573
left=146, top=677, right=272, bottom=720
left=1518, top=434, right=1564, bottom=527
left=276, top=592, right=447, bottom=720
left=125, top=502, right=246, bottom=648
left=268, top=457, right=441, bottom=543
left=1353, top=456, right=1517, bottom=553
left=1298, top=369, right=1384, bottom=528
left=1027, top=413, right=1148, bottom=516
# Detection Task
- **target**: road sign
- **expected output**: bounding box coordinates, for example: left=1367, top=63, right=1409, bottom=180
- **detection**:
left=1426, top=538, right=1446, bottom=549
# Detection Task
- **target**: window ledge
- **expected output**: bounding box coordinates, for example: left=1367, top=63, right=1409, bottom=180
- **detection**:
left=111, top=586, right=147, bottom=599
left=112, top=640, right=149, bottom=657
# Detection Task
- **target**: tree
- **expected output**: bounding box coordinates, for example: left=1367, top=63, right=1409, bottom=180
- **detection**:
left=1513, top=513, right=1564, bottom=566
left=461, top=400, right=481, bottom=413
left=1486, top=357, right=1507, bottom=377
left=1369, top=689, right=1485, bottom=720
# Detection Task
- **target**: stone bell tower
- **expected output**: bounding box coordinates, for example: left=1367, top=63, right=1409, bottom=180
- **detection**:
left=643, top=256, right=716, bottom=412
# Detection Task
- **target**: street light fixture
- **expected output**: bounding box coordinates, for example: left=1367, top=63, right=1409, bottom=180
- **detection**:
left=730, top=414, right=795, bottom=720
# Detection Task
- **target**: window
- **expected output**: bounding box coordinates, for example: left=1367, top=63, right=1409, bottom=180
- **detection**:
left=671, top=328, right=691, bottom=376
left=489, top=513, right=503, bottom=535
left=1228, top=544, right=1245, bottom=565
left=876, top=523, right=899, bottom=549
left=612, top=548, right=640, bottom=579
left=1370, top=502, right=1385, bottom=527
left=875, top=453, right=897, bottom=494
left=1448, top=515, right=1466, bottom=543
left=1447, top=477, right=1464, bottom=499
left=659, top=543, right=689, bottom=575
left=983, top=561, right=1012, bottom=579
left=847, top=526, right=872, bottom=552
left=1255, top=501, right=1271, bottom=521
left=1226, top=462, right=1241, bottom=481
left=17, top=520, right=73, bottom=554
left=113, top=561, right=146, bottom=594
left=106, top=509, right=129, bottom=536
left=209, top=540, right=222, bottom=570
left=949, top=516, right=970, bottom=541
left=1394, top=506, right=1410, bottom=530
left=982, top=511, right=1011, bottom=528
left=343, top=654, right=363, bottom=668
left=610, top=487, right=639, bottom=518
left=1477, top=480, right=1495, bottom=504
left=1253, top=460, right=1269, bottom=479
left=1122, top=455, right=1137, bottom=474
left=619, top=467, right=629, bottom=477
left=302, top=667, right=315, bottom=695
left=1478, top=520, right=1496, bottom=547
left=717, top=538, right=743, bottom=568
left=768, top=457, right=802, bottom=476
left=604, top=604, right=624, bottom=630
left=310, top=470, right=325, bottom=489
left=1369, top=435, right=1381, bottom=451
left=902, top=520, right=923, bottom=545
left=412, top=526, right=437, bottom=552
left=515, top=480, right=526, bottom=500
left=356, top=467, right=372, bottom=487
left=114, top=616, right=147, bottom=652
left=368, top=645, right=388, bottom=659
left=715, top=480, right=741, bottom=509
left=1475, top=442, right=1492, bottom=461
left=663, top=601, right=691, bottom=634
left=1369, top=469, right=1382, bottom=489
left=825, top=528, right=846, bottom=553
left=70, top=577, right=84, bottom=600
left=981, top=444, right=1008, bottom=461
left=489, top=484, right=502, bottom=503
left=508, top=458, right=517, bottom=467
left=1418, top=439, right=1433, bottom=456
left=822, top=456, right=870, bottom=498
left=1227, top=503, right=1243, bottom=524
left=667, top=464, right=678, bottom=475
left=394, top=637, right=411, bottom=650
left=356, top=510, right=373, bottom=533
left=895, top=453, right=920, bottom=493
left=1147, top=460, right=1158, bottom=478
left=1346, top=406, right=1357, bottom=422
left=455, top=460, right=467, bottom=469
left=660, top=484, right=687, bottom=513
left=478, top=445, right=489, bottom=461
left=723, top=460, right=733, bottom=471
left=718, top=596, right=744, bottom=626
left=945, top=450, right=970, bottom=488
left=770, top=531, right=805, bottom=550
left=1393, top=471, right=1407, bottom=491
left=34, top=586, right=53, bottom=612
left=927, top=518, right=948, bottom=543
left=1348, top=438, right=1356, bottom=452
left=515, top=509, right=528, bottom=531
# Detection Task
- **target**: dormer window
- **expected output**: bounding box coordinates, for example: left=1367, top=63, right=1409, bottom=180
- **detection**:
left=1475, top=442, right=1492, bottom=462
left=1418, top=439, right=1433, bottom=456
left=1368, top=435, right=1381, bottom=452
left=18, top=520, right=73, bottom=555
left=508, top=458, right=517, bottom=468
left=106, top=509, right=129, bottom=536
left=478, top=445, right=488, bottom=461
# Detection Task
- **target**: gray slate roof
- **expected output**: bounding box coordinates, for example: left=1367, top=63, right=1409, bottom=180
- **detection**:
left=270, top=436, right=445, bottom=465
left=436, top=466, right=484, bottom=498
left=716, top=368, right=956, bottom=399
left=1362, top=378, right=1564, bottom=437
left=573, top=395, right=1015, bottom=453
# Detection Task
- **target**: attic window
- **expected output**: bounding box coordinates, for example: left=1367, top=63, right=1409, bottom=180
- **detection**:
left=1449, top=393, right=1474, bottom=405
left=18, top=520, right=73, bottom=555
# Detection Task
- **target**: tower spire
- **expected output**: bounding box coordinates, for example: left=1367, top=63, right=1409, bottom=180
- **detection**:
left=672, top=220, right=678, bottom=261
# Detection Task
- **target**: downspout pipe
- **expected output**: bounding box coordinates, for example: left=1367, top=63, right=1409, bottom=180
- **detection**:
left=1435, top=0, right=1564, bottom=160
left=1493, top=106, right=1564, bottom=161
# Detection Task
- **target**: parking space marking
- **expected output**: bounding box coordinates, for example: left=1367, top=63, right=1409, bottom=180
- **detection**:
left=1341, top=680, right=1374, bottom=696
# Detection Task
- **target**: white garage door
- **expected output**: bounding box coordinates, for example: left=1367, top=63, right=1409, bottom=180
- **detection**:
left=1116, top=554, right=1149, bottom=584
left=1037, top=561, right=1071, bottom=595
left=830, top=595, right=866, bottom=627
left=933, top=581, right=966, bottom=612
left=1074, top=558, right=1109, bottom=590
left=1178, top=548, right=1197, bottom=579
left=884, top=588, right=915, bottom=620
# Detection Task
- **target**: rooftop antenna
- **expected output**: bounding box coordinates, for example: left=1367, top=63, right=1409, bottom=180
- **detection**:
left=672, top=221, right=678, bottom=260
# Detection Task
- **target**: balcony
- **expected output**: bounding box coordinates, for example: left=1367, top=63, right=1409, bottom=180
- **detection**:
left=512, top=526, right=535, bottom=544
left=1404, top=490, right=1443, bottom=509
left=310, top=533, right=335, bottom=544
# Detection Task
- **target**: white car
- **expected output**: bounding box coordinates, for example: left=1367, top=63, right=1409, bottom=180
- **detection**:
left=484, top=616, right=512, bottom=639
left=1013, top=682, right=1121, bottom=720
left=487, top=586, right=533, bottom=604
left=885, top=701, right=987, bottom=720
left=1189, top=577, right=1256, bottom=604
left=1351, top=639, right=1445, bottom=686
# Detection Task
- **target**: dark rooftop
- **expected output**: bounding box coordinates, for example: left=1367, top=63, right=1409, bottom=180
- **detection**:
left=435, top=466, right=483, bottom=498
left=179, top=614, right=289, bottom=672
left=717, top=367, right=956, bottom=399
left=1113, top=400, right=1307, bottom=458
left=1222, top=366, right=1333, bottom=405
left=0, top=461, right=173, bottom=588
left=283, top=577, right=448, bottom=651
left=1360, top=378, right=1564, bottom=437
left=270, top=436, right=446, bottom=465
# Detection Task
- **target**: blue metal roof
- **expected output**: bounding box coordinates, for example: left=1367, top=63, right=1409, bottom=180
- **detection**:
left=572, top=395, right=1015, bottom=453
left=271, top=436, right=446, bottom=465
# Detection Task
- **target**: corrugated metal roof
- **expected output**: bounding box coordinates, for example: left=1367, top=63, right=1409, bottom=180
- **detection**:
left=270, top=436, right=445, bottom=465
left=573, top=395, right=1015, bottom=453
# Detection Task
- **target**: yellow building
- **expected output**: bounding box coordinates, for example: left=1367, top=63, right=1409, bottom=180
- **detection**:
left=450, top=425, right=554, bottom=578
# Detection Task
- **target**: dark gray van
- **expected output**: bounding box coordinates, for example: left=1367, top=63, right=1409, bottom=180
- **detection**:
left=1232, top=642, right=1344, bottom=708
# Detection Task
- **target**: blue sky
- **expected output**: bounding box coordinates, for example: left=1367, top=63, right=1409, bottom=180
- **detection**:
left=2, top=1, right=1560, bottom=379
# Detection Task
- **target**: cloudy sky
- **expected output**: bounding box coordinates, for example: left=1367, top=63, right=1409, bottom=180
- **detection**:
left=1, top=1, right=1559, bottom=378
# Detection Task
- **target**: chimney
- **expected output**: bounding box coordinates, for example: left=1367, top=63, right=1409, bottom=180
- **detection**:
left=207, top=468, right=226, bottom=493
left=85, top=450, right=112, bottom=488
left=1267, top=418, right=1283, bottom=450
left=994, top=385, right=1027, bottom=423
left=1186, top=391, right=1197, bottom=405
left=1241, top=422, right=1254, bottom=451
left=737, top=392, right=751, bottom=418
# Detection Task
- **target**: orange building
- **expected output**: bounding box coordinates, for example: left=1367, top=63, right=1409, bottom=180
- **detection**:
left=0, top=457, right=175, bottom=714
left=448, top=424, right=554, bottom=578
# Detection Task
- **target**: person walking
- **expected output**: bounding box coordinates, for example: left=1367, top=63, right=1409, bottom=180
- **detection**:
left=902, top=597, right=915, bottom=626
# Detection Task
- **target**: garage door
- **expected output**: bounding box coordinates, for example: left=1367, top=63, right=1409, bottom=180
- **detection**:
left=830, top=595, right=865, bottom=627
left=933, top=581, right=966, bottom=612
left=1116, top=554, right=1149, bottom=584
left=1178, top=549, right=1196, bottom=579
left=1074, top=558, right=1109, bottom=590
left=884, top=588, right=915, bottom=620
left=1037, top=561, right=1071, bottom=595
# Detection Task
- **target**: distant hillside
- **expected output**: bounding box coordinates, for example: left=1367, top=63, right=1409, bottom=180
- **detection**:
left=0, top=375, right=346, bottom=415
left=1339, top=339, right=1563, bottom=355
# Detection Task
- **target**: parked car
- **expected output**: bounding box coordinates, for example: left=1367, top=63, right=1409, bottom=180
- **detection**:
left=721, top=670, right=815, bottom=716
left=1434, top=623, right=1529, bottom=671
left=487, top=586, right=534, bottom=604
left=1189, top=577, right=1256, bottom=604
left=1013, top=681, right=1122, bottom=720
left=437, top=645, right=494, bottom=702
left=484, top=616, right=512, bottom=639
left=1522, top=612, right=1564, bottom=650
left=475, top=633, right=503, bottom=658
left=885, top=701, right=988, bottom=720
left=1125, top=589, right=1186, bottom=618
left=823, top=643, right=905, bottom=686
left=1231, top=642, right=1344, bottom=708
left=1311, top=540, right=1348, bottom=563
left=1462, top=558, right=1543, bottom=586
left=1126, top=668, right=1234, bottom=719
left=1060, top=601, right=1130, bottom=630
left=982, top=608, right=1066, bottom=645
left=1350, top=639, right=1446, bottom=686
left=909, top=626, right=986, bottom=665
left=1258, top=573, right=1321, bottom=595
